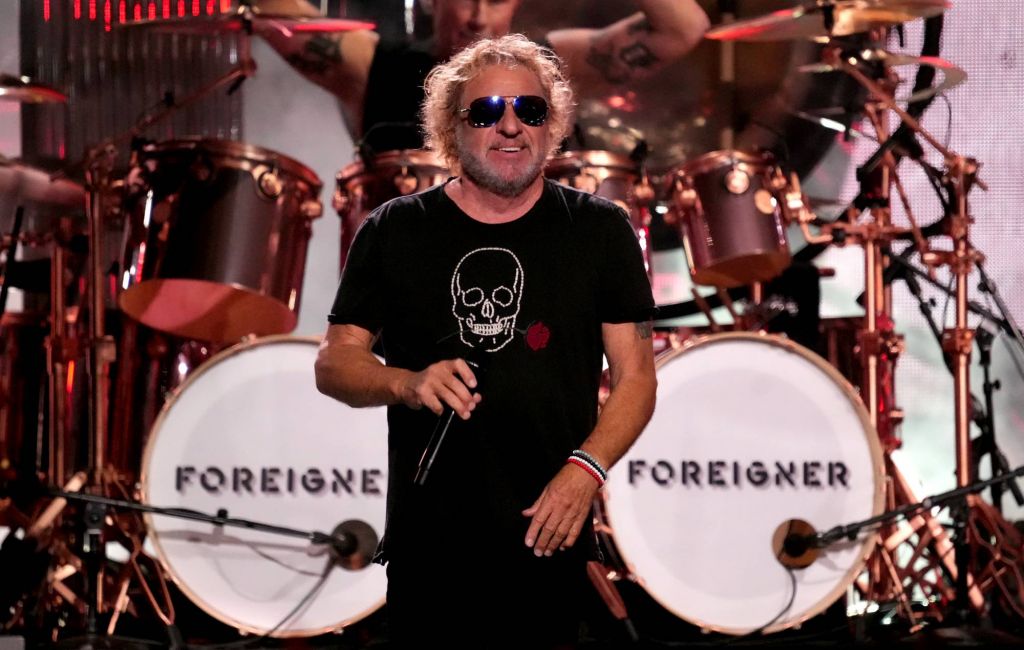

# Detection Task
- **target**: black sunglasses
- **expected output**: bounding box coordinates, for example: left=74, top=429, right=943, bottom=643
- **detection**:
left=458, top=95, right=549, bottom=128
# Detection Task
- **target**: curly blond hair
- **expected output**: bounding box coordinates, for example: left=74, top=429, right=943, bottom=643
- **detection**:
left=420, top=34, right=575, bottom=172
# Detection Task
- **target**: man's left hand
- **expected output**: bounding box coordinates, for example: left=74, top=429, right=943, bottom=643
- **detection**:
left=522, top=464, right=600, bottom=557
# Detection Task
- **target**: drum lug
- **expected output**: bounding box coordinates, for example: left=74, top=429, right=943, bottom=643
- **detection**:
left=301, top=199, right=323, bottom=220
left=633, top=177, right=655, bottom=204
left=257, top=169, right=283, bottom=200
left=672, top=180, right=697, bottom=212
left=332, top=188, right=350, bottom=215
left=393, top=166, right=419, bottom=195
left=723, top=168, right=750, bottom=194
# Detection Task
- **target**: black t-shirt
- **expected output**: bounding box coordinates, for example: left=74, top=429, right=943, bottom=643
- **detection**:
left=329, top=179, right=654, bottom=560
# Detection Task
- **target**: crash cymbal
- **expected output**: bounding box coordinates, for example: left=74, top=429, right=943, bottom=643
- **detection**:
left=0, top=160, right=85, bottom=208
left=706, top=0, right=950, bottom=42
left=0, top=74, right=67, bottom=104
left=120, top=5, right=374, bottom=35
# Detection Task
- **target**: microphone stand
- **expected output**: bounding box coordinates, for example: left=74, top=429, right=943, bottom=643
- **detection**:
left=44, top=486, right=370, bottom=645
left=814, top=465, right=1024, bottom=550
left=49, top=487, right=359, bottom=553
left=977, top=261, right=1024, bottom=381
left=812, top=466, right=1024, bottom=628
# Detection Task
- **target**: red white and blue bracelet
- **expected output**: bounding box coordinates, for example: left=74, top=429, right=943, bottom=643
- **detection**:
left=567, top=449, right=607, bottom=487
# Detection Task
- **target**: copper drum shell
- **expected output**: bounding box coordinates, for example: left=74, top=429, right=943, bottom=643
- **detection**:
left=118, top=138, right=323, bottom=343
left=0, top=312, right=47, bottom=488
left=544, top=150, right=652, bottom=279
left=668, top=150, right=790, bottom=288
left=334, top=149, right=449, bottom=271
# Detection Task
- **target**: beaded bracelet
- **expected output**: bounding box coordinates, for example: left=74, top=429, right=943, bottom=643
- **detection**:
left=571, top=449, right=607, bottom=479
left=567, top=457, right=605, bottom=487
left=567, top=449, right=608, bottom=486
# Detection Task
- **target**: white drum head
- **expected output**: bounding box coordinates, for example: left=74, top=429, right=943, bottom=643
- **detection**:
left=141, top=336, right=388, bottom=636
left=604, top=333, right=883, bottom=634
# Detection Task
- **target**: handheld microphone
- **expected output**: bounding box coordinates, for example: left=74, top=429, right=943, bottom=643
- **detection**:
left=413, top=358, right=485, bottom=487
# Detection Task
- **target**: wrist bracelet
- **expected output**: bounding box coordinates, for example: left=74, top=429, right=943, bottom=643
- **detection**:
left=570, top=449, right=607, bottom=480
left=567, top=456, right=605, bottom=487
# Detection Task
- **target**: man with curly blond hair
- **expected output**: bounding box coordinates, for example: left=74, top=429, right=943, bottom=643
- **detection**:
left=316, top=36, right=656, bottom=647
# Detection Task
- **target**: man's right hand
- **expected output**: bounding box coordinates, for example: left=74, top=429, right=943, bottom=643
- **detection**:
left=400, top=359, right=482, bottom=420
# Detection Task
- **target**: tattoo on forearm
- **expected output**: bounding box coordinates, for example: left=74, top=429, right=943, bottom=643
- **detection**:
left=585, top=41, right=627, bottom=85
left=286, top=35, right=343, bottom=77
left=635, top=320, right=653, bottom=340
left=619, top=42, right=659, bottom=70
left=585, top=18, right=661, bottom=85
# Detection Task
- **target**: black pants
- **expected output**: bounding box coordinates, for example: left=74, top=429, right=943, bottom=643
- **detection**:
left=384, top=545, right=587, bottom=649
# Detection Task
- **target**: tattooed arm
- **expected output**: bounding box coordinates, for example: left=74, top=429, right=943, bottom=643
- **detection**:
left=546, top=0, right=709, bottom=89
left=255, top=11, right=378, bottom=134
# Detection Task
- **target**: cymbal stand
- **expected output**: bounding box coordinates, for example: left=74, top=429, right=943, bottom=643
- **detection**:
left=830, top=42, right=1024, bottom=625
left=789, top=42, right=984, bottom=626
left=22, top=25, right=259, bottom=639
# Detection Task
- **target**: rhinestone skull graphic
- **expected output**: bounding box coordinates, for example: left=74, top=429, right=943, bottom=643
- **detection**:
left=451, top=248, right=524, bottom=351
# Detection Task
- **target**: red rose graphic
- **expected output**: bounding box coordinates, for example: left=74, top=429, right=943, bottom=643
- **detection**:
left=526, top=322, right=551, bottom=351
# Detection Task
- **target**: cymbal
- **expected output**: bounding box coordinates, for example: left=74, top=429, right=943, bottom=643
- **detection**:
left=795, top=50, right=965, bottom=116
left=706, top=0, right=950, bottom=42
left=120, top=6, right=374, bottom=35
left=0, top=160, right=85, bottom=208
left=0, top=74, right=67, bottom=104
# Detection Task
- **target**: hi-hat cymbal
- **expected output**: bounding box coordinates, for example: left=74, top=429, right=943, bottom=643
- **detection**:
left=706, top=0, right=950, bottom=42
left=0, top=74, right=68, bottom=104
left=120, top=6, right=374, bottom=35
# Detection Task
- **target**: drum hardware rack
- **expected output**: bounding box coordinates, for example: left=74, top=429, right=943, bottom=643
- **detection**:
left=2, top=23, right=265, bottom=640
left=886, top=247, right=1024, bottom=511
left=799, top=463, right=1024, bottom=617
left=9, top=481, right=374, bottom=644
left=784, top=35, right=1024, bottom=628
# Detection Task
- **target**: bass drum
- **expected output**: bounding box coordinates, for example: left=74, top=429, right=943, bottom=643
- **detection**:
left=140, top=336, right=388, bottom=637
left=601, top=332, right=884, bottom=634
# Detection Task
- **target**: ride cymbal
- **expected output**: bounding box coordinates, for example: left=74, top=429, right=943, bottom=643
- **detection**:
left=120, top=4, right=374, bottom=35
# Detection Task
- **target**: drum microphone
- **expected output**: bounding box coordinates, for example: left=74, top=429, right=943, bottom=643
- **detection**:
left=772, top=518, right=821, bottom=570
left=320, top=519, right=379, bottom=571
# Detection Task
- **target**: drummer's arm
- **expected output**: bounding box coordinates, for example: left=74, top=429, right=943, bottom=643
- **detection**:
left=315, top=323, right=482, bottom=419
left=546, top=0, right=709, bottom=89
left=255, top=21, right=378, bottom=124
